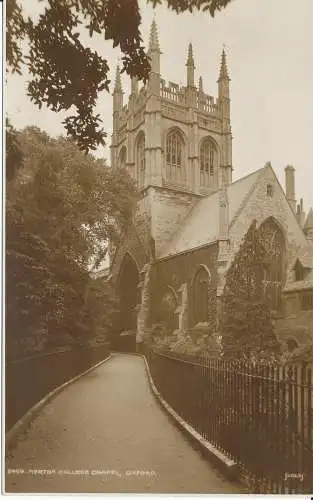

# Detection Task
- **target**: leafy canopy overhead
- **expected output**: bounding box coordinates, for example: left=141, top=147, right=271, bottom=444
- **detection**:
left=6, top=0, right=232, bottom=152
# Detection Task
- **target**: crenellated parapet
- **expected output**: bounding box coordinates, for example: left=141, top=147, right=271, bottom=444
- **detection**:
left=161, top=79, right=186, bottom=105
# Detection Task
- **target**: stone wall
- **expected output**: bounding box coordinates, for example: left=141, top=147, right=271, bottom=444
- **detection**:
left=151, top=243, right=219, bottom=330
left=275, top=291, right=313, bottom=346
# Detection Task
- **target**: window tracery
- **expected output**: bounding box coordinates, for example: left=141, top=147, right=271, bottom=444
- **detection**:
left=259, top=219, right=285, bottom=311
left=200, top=139, right=218, bottom=187
left=166, top=129, right=184, bottom=184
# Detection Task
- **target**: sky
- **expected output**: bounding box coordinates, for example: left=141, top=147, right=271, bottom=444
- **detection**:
left=6, top=0, right=313, bottom=213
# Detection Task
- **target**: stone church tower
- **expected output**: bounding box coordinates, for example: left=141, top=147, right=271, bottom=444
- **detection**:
left=110, top=20, right=233, bottom=338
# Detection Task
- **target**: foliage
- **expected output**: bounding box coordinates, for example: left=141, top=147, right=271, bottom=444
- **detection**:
left=6, top=0, right=27, bottom=74
left=6, top=0, right=232, bottom=152
left=147, top=0, right=232, bottom=15
left=281, top=342, right=313, bottom=364
left=6, top=124, right=137, bottom=356
left=6, top=119, right=24, bottom=182
left=147, top=324, right=222, bottom=358
left=220, top=221, right=281, bottom=361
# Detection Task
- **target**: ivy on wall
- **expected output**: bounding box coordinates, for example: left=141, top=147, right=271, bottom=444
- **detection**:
left=220, top=221, right=281, bottom=361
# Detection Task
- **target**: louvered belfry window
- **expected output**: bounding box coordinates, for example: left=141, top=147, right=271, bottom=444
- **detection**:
left=200, top=139, right=217, bottom=187
left=166, top=129, right=184, bottom=184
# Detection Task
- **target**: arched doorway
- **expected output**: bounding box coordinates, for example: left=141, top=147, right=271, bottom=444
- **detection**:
left=117, top=253, right=139, bottom=333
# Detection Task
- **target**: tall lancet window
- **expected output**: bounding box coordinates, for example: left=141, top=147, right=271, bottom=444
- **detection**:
left=259, top=218, right=285, bottom=311
left=200, top=139, right=218, bottom=188
left=136, top=133, right=145, bottom=188
left=191, top=266, right=211, bottom=326
left=166, top=129, right=185, bottom=185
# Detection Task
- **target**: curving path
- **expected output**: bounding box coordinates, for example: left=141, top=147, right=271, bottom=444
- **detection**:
left=5, top=353, right=243, bottom=493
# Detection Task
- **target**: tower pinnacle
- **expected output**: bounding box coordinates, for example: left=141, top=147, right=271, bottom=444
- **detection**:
left=114, top=65, right=123, bottom=93
left=186, top=43, right=195, bottom=67
left=148, top=19, right=161, bottom=78
left=149, top=19, right=160, bottom=53
left=186, top=43, right=195, bottom=87
left=199, top=76, right=203, bottom=92
left=218, top=49, right=230, bottom=82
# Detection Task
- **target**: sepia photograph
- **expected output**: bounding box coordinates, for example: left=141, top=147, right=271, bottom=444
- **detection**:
left=3, top=0, right=313, bottom=495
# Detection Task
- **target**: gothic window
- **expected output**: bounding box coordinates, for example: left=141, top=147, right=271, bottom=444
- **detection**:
left=166, top=129, right=184, bottom=184
left=259, top=218, right=285, bottom=311
left=191, top=266, right=210, bottom=325
left=267, top=184, right=274, bottom=197
left=200, top=139, right=218, bottom=187
left=136, top=134, right=145, bottom=188
left=119, top=146, right=127, bottom=170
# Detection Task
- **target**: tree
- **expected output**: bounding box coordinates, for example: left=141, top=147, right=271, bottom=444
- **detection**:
left=220, top=221, right=280, bottom=361
left=6, top=0, right=232, bottom=152
left=5, top=119, right=24, bottom=182
left=6, top=125, right=137, bottom=355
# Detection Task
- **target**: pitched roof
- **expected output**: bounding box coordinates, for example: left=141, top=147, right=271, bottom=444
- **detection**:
left=285, top=244, right=313, bottom=292
left=292, top=244, right=313, bottom=270
left=304, top=207, right=313, bottom=231
left=159, top=168, right=263, bottom=258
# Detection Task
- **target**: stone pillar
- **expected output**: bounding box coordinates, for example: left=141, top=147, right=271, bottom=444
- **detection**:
left=136, top=263, right=152, bottom=343
left=216, top=239, right=231, bottom=330
left=177, top=283, right=188, bottom=331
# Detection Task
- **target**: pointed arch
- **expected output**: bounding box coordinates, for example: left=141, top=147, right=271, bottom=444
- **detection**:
left=259, top=217, right=286, bottom=311
left=190, top=265, right=211, bottom=326
left=136, top=132, right=145, bottom=188
left=165, top=127, right=186, bottom=185
left=199, top=137, right=219, bottom=188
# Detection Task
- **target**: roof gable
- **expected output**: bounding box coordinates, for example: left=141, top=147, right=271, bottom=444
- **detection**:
left=159, top=168, right=263, bottom=258
left=285, top=244, right=313, bottom=292
left=292, top=244, right=313, bottom=270
left=304, top=208, right=313, bottom=231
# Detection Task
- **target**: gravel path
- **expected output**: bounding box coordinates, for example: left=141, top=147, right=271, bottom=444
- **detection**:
left=5, top=353, right=243, bottom=493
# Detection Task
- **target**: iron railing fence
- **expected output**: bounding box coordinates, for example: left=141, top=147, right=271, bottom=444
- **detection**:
left=5, top=343, right=110, bottom=432
left=144, top=347, right=313, bottom=494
